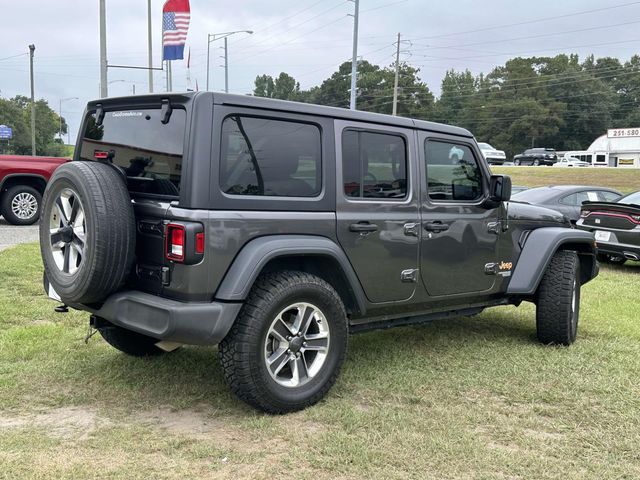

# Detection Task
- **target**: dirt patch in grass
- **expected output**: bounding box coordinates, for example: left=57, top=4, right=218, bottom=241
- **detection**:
left=0, top=406, right=108, bottom=440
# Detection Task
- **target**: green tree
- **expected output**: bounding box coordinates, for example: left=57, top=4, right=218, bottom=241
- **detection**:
left=0, top=96, right=67, bottom=156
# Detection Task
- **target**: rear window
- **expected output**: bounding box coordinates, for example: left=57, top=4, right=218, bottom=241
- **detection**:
left=79, top=108, right=186, bottom=197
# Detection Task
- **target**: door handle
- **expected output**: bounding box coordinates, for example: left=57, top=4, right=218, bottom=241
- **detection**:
left=349, top=222, right=379, bottom=233
left=424, top=221, right=449, bottom=233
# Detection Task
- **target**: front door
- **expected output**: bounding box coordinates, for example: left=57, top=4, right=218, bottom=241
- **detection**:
left=418, top=135, right=502, bottom=297
left=336, top=121, right=420, bottom=303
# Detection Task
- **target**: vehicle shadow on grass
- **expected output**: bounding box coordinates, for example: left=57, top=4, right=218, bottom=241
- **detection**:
left=84, top=310, right=537, bottom=415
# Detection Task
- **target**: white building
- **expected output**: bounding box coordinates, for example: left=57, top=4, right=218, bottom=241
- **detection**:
left=563, top=128, right=640, bottom=167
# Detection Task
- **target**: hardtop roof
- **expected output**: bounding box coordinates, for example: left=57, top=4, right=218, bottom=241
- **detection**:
left=88, top=91, right=473, bottom=139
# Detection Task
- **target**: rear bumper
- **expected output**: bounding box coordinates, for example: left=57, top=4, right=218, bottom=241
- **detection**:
left=81, top=291, right=242, bottom=346
left=596, top=241, right=640, bottom=260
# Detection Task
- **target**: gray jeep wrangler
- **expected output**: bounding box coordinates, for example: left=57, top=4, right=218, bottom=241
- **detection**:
left=40, top=93, right=598, bottom=413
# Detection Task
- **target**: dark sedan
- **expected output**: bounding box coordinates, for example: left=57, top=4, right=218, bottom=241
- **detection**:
left=511, top=185, right=622, bottom=223
left=577, top=191, right=640, bottom=264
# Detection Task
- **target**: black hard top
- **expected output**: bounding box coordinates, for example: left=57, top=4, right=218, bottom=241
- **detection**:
left=88, top=91, right=473, bottom=139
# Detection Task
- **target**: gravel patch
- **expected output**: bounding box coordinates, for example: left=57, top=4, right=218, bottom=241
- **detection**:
left=0, top=217, right=39, bottom=252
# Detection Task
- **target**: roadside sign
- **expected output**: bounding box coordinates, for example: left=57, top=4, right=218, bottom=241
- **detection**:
left=0, top=125, right=12, bottom=140
left=607, top=128, right=640, bottom=138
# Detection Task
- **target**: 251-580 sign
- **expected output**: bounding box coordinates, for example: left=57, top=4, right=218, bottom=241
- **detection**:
left=607, top=128, right=640, bottom=138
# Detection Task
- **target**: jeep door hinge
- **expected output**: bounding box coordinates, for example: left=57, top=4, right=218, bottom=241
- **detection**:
left=400, top=269, right=419, bottom=283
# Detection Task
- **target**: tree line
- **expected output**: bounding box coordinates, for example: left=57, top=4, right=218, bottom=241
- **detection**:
left=0, top=96, right=68, bottom=156
left=253, top=54, right=640, bottom=159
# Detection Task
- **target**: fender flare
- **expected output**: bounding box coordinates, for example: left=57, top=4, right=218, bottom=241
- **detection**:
left=0, top=173, right=48, bottom=192
left=214, top=235, right=367, bottom=314
left=507, top=227, right=597, bottom=295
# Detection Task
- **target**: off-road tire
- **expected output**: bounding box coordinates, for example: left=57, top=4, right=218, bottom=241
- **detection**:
left=536, top=250, right=581, bottom=345
left=39, top=161, right=135, bottom=304
left=219, top=271, right=348, bottom=414
left=1, top=185, right=42, bottom=225
left=98, top=321, right=166, bottom=357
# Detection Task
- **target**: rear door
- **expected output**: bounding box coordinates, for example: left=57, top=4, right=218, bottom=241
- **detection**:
left=335, top=120, right=420, bottom=303
left=418, top=134, right=502, bottom=296
left=77, top=105, right=188, bottom=294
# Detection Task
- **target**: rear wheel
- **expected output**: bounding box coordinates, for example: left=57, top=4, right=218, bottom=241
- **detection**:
left=1, top=185, right=42, bottom=225
left=219, top=271, right=348, bottom=414
left=536, top=250, right=581, bottom=345
left=97, top=320, right=167, bottom=357
left=514, top=159, right=521, bottom=166
left=533, top=159, right=540, bottom=166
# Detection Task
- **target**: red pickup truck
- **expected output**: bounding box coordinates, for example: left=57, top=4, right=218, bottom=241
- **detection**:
left=0, top=155, right=68, bottom=225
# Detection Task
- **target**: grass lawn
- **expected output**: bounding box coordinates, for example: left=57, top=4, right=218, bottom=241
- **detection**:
left=492, top=166, right=640, bottom=194
left=1, top=244, right=640, bottom=479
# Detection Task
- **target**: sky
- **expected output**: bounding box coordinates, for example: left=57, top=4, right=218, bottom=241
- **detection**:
left=2, top=0, right=640, bottom=143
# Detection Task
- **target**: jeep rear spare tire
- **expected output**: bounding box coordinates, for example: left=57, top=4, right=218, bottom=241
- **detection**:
left=39, top=161, right=135, bottom=304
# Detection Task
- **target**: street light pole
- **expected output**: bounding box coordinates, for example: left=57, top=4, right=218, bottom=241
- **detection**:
left=59, top=97, right=79, bottom=144
left=147, top=0, right=153, bottom=93
left=29, top=44, right=36, bottom=156
left=206, top=30, right=253, bottom=92
left=99, top=0, right=108, bottom=98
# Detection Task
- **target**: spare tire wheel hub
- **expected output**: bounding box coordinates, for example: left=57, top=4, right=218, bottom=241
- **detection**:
left=49, top=188, right=86, bottom=275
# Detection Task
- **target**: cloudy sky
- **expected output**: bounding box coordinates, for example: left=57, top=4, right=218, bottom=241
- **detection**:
left=2, top=0, right=640, bottom=142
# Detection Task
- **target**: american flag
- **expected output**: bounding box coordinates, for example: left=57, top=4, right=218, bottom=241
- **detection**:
left=162, top=0, right=190, bottom=61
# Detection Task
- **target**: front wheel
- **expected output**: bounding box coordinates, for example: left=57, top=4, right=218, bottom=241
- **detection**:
left=514, top=159, right=521, bottom=166
left=536, top=250, right=581, bottom=345
left=219, top=271, right=348, bottom=414
left=533, top=159, right=540, bottom=166
left=597, top=253, right=626, bottom=265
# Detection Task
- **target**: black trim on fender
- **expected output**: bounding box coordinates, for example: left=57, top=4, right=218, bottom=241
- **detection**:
left=0, top=173, right=48, bottom=192
left=214, top=235, right=368, bottom=314
left=507, top=227, right=597, bottom=295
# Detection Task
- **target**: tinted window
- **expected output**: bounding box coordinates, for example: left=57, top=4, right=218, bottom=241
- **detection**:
left=599, top=191, right=620, bottom=202
left=425, top=140, right=482, bottom=201
left=560, top=191, right=598, bottom=206
left=220, top=116, right=321, bottom=197
left=342, top=130, right=407, bottom=199
left=80, top=108, right=186, bottom=197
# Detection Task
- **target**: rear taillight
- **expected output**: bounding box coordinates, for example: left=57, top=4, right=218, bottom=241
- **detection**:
left=166, top=224, right=185, bottom=261
left=580, top=211, right=589, bottom=218
left=632, top=215, right=640, bottom=223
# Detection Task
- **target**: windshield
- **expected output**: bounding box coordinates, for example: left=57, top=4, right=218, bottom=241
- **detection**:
left=79, top=108, right=186, bottom=197
left=618, top=191, right=640, bottom=205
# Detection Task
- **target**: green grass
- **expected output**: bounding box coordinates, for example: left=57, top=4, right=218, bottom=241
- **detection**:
left=1, top=244, right=640, bottom=478
left=493, top=166, right=640, bottom=194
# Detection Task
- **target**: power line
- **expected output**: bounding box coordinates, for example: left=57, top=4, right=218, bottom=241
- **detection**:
left=409, top=19, right=640, bottom=53
left=407, top=1, right=640, bottom=41
left=0, top=53, right=28, bottom=62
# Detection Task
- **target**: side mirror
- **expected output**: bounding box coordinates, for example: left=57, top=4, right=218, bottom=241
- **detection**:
left=489, top=174, right=512, bottom=203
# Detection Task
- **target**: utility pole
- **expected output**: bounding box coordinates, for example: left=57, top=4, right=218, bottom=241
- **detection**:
left=349, top=0, right=360, bottom=110
left=147, top=0, right=153, bottom=93
left=206, top=31, right=253, bottom=92
left=58, top=98, right=78, bottom=144
left=29, top=44, right=36, bottom=156
left=99, top=0, right=108, bottom=98
left=224, top=37, right=229, bottom=93
left=392, top=32, right=401, bottom=116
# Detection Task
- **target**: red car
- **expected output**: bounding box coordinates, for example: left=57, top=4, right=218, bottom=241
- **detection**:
left=0, top=155, right=69, bottom=225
